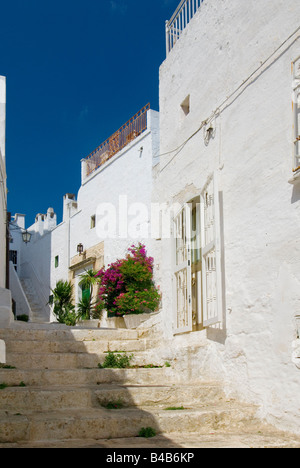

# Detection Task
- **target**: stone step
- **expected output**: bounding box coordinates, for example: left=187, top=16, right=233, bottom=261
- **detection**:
left=0, top=367, right=178, bottom=387
left=0, top=327, right=139, bottom=342
left=2, top=431, right=300, bottom=449
left=0, top=403, right=261, bottom=444
left=5, top=338, right=152, bottom=354
left=5, top=349, right=167, bottom=370
left=0, top=382, right=224, bottom=412
left=95, top=383, right=224, bottom=408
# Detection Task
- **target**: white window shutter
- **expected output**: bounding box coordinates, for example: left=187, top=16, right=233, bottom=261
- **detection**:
left=173, top=204, right=193, bottom=335
left=200, top=172, right=222, bottom=327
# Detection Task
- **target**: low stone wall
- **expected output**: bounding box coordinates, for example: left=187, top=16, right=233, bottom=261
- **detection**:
left=0, top=287, right=14, bottom=328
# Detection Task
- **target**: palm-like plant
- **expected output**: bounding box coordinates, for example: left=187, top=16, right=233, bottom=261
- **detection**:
left=78, top=269, right=99, bottom=320
left=49, top=280, right=76, bottom=325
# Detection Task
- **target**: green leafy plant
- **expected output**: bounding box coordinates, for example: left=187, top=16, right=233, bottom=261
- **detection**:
left=98, top=351, right=134, bottom=369
left=102, top=399, right=124, bottom=410
left=164, top=406, right=186, bottom=411
left=0, top=383, right=8, bottom=390
left=16, top=314, right=29, bottom=322
left=77, top=269, right=101, bottom=320
left=138, top=427, right=157, bottom=438
left=49, top=280, right=77, bottom=326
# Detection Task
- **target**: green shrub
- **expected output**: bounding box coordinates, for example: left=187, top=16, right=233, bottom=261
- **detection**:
left=138, top=427, right=156, bottom=438
left=98, top=351, right=133, bottom=369
left=102, top=399, right=124, bottom=409
left=16, top=314, right=29, bottom=322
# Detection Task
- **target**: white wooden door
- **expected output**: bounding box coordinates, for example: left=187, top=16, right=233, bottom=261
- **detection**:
left=200, top=172, right=222, bottom=327
left=173, top=204, right=192, bottom=334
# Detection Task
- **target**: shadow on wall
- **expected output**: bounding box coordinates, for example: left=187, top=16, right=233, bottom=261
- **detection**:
left=291, top=182, right=300, bottom=204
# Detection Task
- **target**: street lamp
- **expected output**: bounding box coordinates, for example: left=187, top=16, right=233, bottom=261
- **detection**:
left=21, top=230, right=32, bottom=244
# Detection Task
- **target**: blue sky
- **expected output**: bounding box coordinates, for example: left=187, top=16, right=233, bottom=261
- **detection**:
left=1, top=0, right=179, bottom=226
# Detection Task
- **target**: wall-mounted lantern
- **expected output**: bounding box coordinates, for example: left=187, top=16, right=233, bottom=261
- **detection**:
left=22, top=230, right=32, bottom=244
left=77, top=243, right=84, bottom=255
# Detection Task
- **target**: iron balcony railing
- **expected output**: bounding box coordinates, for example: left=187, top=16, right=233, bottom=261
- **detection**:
left=166, top=0, right=204, bottom=55
left=84, top=103, right=150, bottom=177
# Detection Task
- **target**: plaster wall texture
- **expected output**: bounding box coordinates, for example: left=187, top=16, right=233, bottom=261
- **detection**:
left=156, top=0, right=300, bottom=434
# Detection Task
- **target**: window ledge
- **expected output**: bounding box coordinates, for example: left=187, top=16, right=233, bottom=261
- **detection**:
left=288, top=171, right=300, bottom=185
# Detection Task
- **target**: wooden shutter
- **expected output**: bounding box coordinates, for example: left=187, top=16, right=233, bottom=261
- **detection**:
left=200, top=172, right=222, bottom=327
left=173, top=204, right=192, bottom=334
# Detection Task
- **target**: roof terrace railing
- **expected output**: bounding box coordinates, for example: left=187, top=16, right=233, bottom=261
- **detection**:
left=166, top=0, right=204, bottom=55
left=84, top=103, right=150, bottom=178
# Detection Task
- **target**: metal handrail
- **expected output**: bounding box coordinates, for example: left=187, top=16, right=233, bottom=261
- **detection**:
left=166, top=0, right=204, bottom=55
left=84, top=103, right=150, bottom=177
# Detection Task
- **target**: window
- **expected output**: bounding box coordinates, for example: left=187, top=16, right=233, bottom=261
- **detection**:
left=55, top=256, right=59, bottom=268
left=181, top=95, right=190, bottom=116
left=9, top=250, right=17, bottom=271
left=292, top=57, right=300, bottom=172
left=90, top=215, right=96, bottom=229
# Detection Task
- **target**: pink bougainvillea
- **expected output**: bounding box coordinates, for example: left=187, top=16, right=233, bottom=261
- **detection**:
left=96, top=243, right=161, bottom=317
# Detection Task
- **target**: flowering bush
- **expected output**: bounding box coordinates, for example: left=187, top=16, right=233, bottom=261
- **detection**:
left=96, top=244, right=161, bottom=317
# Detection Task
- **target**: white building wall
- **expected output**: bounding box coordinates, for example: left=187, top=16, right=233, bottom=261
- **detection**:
left=19, top=210, right=57, bottom=321
left=157, top=0, right=300, bottom=434
left=50, top=221, right=69, bottom=290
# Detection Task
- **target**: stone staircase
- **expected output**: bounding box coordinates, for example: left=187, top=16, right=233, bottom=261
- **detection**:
left=20, top=278, right=49, bottom=323
left=0, top=323, right=300, bottom=448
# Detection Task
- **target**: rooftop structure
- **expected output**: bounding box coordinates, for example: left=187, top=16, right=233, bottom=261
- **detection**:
left=165, top=0, right=204, bottom=55
left=83, top=103, right=150, bottom=178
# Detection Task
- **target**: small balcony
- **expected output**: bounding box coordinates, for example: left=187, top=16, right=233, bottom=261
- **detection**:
left=166, top=0, right=204, bottom=55
left=82, top=103, right=150, bottom=179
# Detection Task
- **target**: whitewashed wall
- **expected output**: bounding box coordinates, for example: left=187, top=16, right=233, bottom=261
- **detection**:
left=157, top=0, right=300, bottom=434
